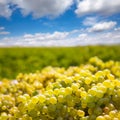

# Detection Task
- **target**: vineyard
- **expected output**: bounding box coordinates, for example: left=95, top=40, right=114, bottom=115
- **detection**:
left=0, top=45, right=120, bottom=79
left=0, top=45, right=120, bottom=120
left=0, top=56, right=120, bottom=119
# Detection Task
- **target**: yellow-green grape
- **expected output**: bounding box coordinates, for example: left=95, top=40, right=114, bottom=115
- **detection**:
left=54, top=88, right=59, bottom=96
left=75, top=89, right=81, bottom=97
left=17, top=95, right=26, bottom=103
left=31, top=96, right=39, bottom=104
left=0, top=57, right=120, bottom=119
left=103, top=115, right=111, bottom=120
left=107, top=73, right=115, bottom=81
left=96, top=116, right=106, bottom=120
left=96, top=90, right=104, bottom=98
left=64, top=77, right=72, bottom=84
left=23, top=94, right=30, bottom=100
left=0, top=112, right=8, bottom=120
left=71, top=83, right=79, bottom=91
left=88, top=88, right=97, bottom=96
left=98, top=85, right=107, bottom=93
left=81, top=91, right=87, bottom=97
left=94, top=107, right=102, bottom=116
left=59, top=88, right=65, bottom=95
left=38, top=94, right=46, bottom=103
left=58, top=95, right=64, bottom=103
left=88, top=108, right=93, bottom=115
left=57, top=116, right=63, bottom=120
left=65, top=87, right=72, bottom=95
left=84, top=77, right=92, bottom=85
left=81, top=103, right=87, bottom=109
left=77, top=110, right=85, bottom=117
left=95, top=71, right=104, bottom=78
left=49, top=96, right=57, bottom=104
left=33, top=81, right=43, bottom=89
left=27, top=100, right=35, bottom=110
left=9, top=106, right=18, bottom=114
left=2, top=105, right=7, bottom=110
left=109, top=110, right=117, bottom=118
left=42, top=105, right=48, bottom=114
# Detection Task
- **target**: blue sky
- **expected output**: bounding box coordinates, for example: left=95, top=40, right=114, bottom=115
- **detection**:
left=0, top=0, right=120, bottom=46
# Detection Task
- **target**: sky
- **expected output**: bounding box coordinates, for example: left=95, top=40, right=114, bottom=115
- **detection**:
left=0, top=0, right=120, bottom=46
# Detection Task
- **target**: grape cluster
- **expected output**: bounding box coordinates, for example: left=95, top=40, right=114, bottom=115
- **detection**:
left=0, top=57, right=120, bottom=120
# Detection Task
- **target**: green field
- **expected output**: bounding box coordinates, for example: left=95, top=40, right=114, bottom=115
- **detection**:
left=0, top=45, right=120, bottom=79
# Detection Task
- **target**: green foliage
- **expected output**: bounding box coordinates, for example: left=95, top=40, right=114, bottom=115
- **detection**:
left=0, top=45, right=120, bottom=79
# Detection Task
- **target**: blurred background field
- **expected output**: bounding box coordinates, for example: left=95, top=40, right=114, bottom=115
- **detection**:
left=0, top=45, right=120, bottom=79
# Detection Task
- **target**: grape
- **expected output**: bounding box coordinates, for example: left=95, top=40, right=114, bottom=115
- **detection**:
left=96, top=116, right=106, bottom=120
left=77, top=110, right=85, bottom=117
left=0, top=57, right=120, bottom=119
left=65, top=87, right=72, bottom=95
left=49, top=96, right=57, bottom=104
left=17, top=95, right=27, bottom=103
left=84, top=77, right=92, bottom=85
left=0, top=112, right=8, bottom=120
left=71, top=83, right=79, bottom=92
left=31, top=96, right=39, bottom=104
left=38, top=94, right=46, bottom=103
left=103, top=115, right=111, bottom=120
left=58, top=95, right=64, bottom=103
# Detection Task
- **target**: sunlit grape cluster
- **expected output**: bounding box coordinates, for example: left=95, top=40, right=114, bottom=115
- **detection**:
left=0, top=57, right=120, bottom=120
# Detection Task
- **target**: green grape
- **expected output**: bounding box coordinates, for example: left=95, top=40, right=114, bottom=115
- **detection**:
left=77, top=110, right=85, bottom=117
left=109, top=110, right=117, bottom=118
left=84, top=77, right=92, bottom=85
left=58, top=95, right=64, bottom=103
left=0, top=112, right=8, bottom=120
left=65, top=87, right=72, bottom=95
left=0, top=57, right=120, bottom=119
left=57, top=116, right=63, bottom=120
left=94, top=107, right=102, bottom=116
left=49, top=96, right=57, bottom=104
left=103, top=115, right=111, bottom=120
left=89, top=114, right=96, bottom=120
left=31, top=96, right=39, bottom=104
left=96, top=90, right=104, bottom=98
left=96, top=116, right=106, bottom=120
left=17, top=95, right=27, bottom=103
left=38, top=94, right=46, bottom=103
left=42, top=105, right=48, bottom=114
left=81, top=91, right=87, bottom=97
left=71, top=83, right=79, bottom=91
left=2, top=105, right=7, bottom=110
left=54, top=88, right=59, bottom=96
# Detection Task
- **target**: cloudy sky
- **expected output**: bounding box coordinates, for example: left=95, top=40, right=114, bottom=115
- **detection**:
left=0, top=0, right=120, bottom=46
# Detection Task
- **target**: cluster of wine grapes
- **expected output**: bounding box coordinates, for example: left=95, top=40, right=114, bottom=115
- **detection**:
left=0, top=57, right=120, bottom=120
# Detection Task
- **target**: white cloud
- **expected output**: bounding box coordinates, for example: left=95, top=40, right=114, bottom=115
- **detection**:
left=88, top=21, right=117, bottom=32
left=0, top=27, right=5, bottom=30
left=0, top=28, right=120, bottom=46
left=0, top=26, right=10, bottom=35
left=83, top=17, right=98, bottom=26
left=0, top=31, right=10, bottom=35
left=0, top=0, right=73, bottom=18
left=75, top=0, right=120, bottom=16
left=1, top=0, right=73, bottom=18
left=23, top=31, right=69, bottom=41
left=114, top=27, right=120, bottom=31
left=1, top=0, right=120, bottom=18
left=0, top=0, right=12, bottom=18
